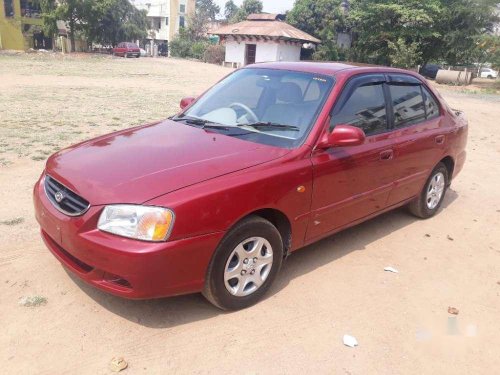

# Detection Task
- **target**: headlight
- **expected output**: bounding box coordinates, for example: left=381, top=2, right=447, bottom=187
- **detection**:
left=98, top=205, right=175, bottom=242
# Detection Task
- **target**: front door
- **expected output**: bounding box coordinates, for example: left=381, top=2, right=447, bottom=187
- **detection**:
left=307, top=74, right=396, bottom=242
left=245, top=44, right=256, bottom=65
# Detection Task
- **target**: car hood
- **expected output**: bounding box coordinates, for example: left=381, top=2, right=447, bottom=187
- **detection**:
left=45, top=120, right=290, bottom=205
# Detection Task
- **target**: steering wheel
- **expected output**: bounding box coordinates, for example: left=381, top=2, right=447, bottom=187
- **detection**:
left=229, top=102, right=259, bottom=123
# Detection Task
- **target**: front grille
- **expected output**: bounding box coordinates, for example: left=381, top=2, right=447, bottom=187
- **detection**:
left=44, top=175, right=90, bottom=216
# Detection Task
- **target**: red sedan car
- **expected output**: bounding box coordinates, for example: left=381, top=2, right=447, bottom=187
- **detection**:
left=112, top=42, right=140, bottom=58
left=34, top=62, right=468, bottom=310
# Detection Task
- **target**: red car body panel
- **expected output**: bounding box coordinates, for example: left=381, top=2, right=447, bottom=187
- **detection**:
left=34, top=62, right=468, bottom=299
left=46, top=121, right=290, bottom=206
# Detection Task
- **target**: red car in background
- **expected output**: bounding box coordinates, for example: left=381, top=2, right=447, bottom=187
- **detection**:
left=112, top=42, right=140, bottom=58
left=33, top=62, right=468, bottom=310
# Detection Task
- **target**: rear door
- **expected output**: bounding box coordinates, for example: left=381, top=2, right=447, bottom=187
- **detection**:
left=307, top=74, right=396, bottom=241
left=385, top=74, right=446, bottom=206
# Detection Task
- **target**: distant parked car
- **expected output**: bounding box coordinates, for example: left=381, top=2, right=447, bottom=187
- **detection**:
left=419, top=64, right=442, bottom=79
left=479, top=68, right=498, bottom=79
left=112, top=42, right=140, bottom=58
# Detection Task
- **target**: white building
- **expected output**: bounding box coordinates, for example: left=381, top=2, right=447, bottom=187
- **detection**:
left=209, top=14, right=320, bottom=68
left=131, top=0, right=195, bottom=45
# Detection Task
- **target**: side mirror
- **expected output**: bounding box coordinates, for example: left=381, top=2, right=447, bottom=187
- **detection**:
left=317, top=124, right=366, bottom=149
left=180, top=96, right=196, bottom=110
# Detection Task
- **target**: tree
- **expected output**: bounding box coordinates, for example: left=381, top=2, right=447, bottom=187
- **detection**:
left=47, top=0, right=86, bottom=52
left=233, top=0, right=263, bottom=22
left=348, top=0, right=441, bottom=65
left=287, top=0, right=344, bottom=41
left=224, top=0, right=239, bottom=21
left=40, top=0, right=59, bottom=50
left=472, top=34, right=500, bottom=71
left=348, top=0, right=499, bottom=66
left=40, top=0, right=148, bottom=51
left=84, top=0, right=148, bottom=47
left=196, top=0, right=220, bottom=21
left=388, top=38, right=422, bottom=68
left=432, top=0, right=499, bottom=65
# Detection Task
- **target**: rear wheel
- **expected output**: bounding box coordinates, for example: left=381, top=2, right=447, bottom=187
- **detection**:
left=408, top=163, right=448, bottom=219
left=203, top=216, right=283, bottom=310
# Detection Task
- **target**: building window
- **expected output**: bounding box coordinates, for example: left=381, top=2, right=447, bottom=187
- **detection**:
left=4, top=0, right=14, bottom=17
left=152, top=17, right=161, bottom=30
left=179, top=4, right=186, bottom=13
left=21, top=0, right=41, bottom=18
left=179, top=16, right=185, bottom=28
left=165, top=17, right=169, bottom=26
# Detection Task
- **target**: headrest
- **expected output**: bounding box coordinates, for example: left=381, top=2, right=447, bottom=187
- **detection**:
left=277, top=82, right=303, bottom=104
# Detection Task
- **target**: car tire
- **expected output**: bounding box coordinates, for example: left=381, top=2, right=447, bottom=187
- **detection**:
left=408, top=162, right=449, bottom=219
left=487, top=75, right=493, bottom=79
left=135, top=55, right=140, bottom=58
left=203, top=215, right=283, bottom=310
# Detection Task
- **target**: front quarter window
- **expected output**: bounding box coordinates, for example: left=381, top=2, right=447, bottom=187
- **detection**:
left=178, top=68, right=334, bottom=148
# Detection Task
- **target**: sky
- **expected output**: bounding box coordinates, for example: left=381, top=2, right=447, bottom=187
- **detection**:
left=214, top=0, right=296, bottom=15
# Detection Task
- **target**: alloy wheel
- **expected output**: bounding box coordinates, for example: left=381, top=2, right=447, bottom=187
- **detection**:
left=224, top=237, right=273, bottom=297
left=426, top=172, right=445, bottom=209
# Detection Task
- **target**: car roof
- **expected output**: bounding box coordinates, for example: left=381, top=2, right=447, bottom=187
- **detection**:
left=245, top=61, right=418, bottom=78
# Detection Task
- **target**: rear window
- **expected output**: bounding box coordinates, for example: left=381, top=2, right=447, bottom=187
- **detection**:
left=127, top=43, right=138, bottom=48
left=421, top=86, right=440, bottom=120
left=389, top=84, right=426, bottom=128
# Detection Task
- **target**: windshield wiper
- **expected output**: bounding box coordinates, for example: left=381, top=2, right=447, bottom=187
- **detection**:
left=239, top=122, right=300, bottom=131
left=171, top=117, right=232, bottom=130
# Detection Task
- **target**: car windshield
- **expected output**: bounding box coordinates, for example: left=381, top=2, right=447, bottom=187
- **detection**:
left=177, top=68, right=334, bottom=148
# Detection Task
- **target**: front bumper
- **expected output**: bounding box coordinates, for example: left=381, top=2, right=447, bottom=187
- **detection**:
left=34, top=176, right=225, bottom=299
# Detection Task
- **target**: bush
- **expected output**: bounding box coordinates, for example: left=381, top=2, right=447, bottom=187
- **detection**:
left=170, top=36, right=191, bottom=58
left=203, top=45, right=225, bottom=65
left=191, top=41, right=209, bottom=60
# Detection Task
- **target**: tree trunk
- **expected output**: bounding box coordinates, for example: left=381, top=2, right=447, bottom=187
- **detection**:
left=69, top=17, right=76, bottom=52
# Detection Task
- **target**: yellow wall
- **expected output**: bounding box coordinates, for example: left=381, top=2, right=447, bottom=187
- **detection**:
left=0, top=0, right=44, bottom=50
left=168, top=0, right=195, bottom=41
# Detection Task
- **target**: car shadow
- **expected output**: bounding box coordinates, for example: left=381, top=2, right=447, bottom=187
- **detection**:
left=69, top=189, right=458, bottom=329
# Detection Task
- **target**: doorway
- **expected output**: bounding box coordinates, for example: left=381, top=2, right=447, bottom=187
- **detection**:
left=245, top=44, right=256, bottom=65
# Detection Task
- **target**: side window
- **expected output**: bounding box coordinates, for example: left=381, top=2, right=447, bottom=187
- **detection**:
left=331, top=83, right=387, bottom=136
left=389, top=84, right=426, bottom=128
left=421, top=86, right=440, bottom=120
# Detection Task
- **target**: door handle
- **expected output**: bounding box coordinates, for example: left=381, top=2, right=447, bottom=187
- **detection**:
left=380, top=149, right=394, bottom=161
left=435, top=135, right=445, bottom=144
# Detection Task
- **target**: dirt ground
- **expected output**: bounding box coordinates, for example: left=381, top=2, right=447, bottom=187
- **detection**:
left=1, top=53, right=499, bottom=374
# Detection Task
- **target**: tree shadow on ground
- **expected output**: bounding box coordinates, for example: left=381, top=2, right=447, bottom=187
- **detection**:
left=69, top=189, right=458, bottom=329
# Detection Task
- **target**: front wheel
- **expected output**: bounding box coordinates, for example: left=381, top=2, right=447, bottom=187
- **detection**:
left=203, top=216, right=283, bottom=310
left=408, top=162, right=448, bottom=219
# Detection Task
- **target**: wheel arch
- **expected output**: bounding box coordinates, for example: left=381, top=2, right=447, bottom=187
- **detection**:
left=439, top=155, right=455, bottom=184
left=237, top=208, right=292, bottom=257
